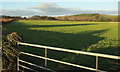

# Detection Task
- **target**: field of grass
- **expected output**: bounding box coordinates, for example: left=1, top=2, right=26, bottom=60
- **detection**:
left=3, top=20, right=119, bottom=71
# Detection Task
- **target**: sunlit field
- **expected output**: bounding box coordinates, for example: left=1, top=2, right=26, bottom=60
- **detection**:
left=3, top=20, right=118, bottom=71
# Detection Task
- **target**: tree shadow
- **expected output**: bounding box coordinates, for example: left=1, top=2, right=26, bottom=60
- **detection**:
left=92, top=46, right=119, bottom=56
left=19, top=28, right=108, bottom=70
left=5, top=21, right=106, bottom=51
left=21, top=29, right=107, bottom=51
left=5, top=21, right=117, bottom=71
left=91, top=46, right=119, bottom=71
left=28, top=23, right=97, bottom=28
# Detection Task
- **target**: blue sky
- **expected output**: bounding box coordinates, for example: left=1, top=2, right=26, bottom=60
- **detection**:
left=2, top=2, right=118, bottom=10
left=1, top=0, right=119, bottom=2
left=1, top=2, right=118, bottom=16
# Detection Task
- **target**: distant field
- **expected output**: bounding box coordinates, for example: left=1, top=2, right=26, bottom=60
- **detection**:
left=3, top=20, right=118, bottom=71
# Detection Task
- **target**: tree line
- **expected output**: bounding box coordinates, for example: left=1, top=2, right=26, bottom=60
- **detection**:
left=56, top=14, right=118, bottom=22
left=1, top=14, right=119, bottom=22
left=1, top=15, right=22, bottom=20
left=27, top=15, right=58, bottom=20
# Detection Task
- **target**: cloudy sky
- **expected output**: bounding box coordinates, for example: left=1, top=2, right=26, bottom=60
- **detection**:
left=1, top=2, right=118, bottom=16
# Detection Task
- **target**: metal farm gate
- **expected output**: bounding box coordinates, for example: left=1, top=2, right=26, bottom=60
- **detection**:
left=17, top=42, right=120, bottom=72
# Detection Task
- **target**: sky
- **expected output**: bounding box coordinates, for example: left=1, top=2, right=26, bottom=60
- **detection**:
left=1, top=0, right=119, bottom=2
left=0, top=2, right=118, bottom=16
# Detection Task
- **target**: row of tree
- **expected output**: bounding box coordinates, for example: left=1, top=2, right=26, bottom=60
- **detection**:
left=1, top=14, right=119, bottom=22
left=1, top=15, right=22, bottom=20
left=27, top=15, right=58, bottom=20
left=56, top=14, right=118, bottom=22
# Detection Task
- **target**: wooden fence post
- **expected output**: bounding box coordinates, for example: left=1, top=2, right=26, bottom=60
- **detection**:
left=45, top=48, right=47, bottom=68
left=96, top=56, right=98, bottom=72
left=17, top=56, right=19, bottom=72
left=17, top=42, right=19, bottom=72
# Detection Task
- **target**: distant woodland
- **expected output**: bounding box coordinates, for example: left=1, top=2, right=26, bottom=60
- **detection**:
left=1, top=13, right=119, bottom=22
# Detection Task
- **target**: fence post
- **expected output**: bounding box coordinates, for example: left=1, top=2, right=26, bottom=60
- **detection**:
left=45, top=48, right=47, bottom=68
left=96, top=56, right=98, bottom=72
left=17, top=42, right=19, bottom=72
left=17, top=56, right=19, bottom=72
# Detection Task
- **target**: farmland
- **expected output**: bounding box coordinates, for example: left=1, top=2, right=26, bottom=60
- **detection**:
left=0, top=18, right=14, bottom=23
left=3, top=20, right=118, bottom=71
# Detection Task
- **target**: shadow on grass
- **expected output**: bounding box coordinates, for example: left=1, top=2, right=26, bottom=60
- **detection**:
left=6, top=21, right=104, bottom=51
left=5, top=21, right=119, bottom=71
left=92, top=46, right=119, bottom=56
left=27, top=23, right=97, bottom=28
left=19, top=24, right=108, bottom=70
left=22, top=29, right=106, bottom=51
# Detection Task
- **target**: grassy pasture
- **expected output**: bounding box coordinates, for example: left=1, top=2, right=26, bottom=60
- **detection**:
left=3, top=20, right=119, bottom=71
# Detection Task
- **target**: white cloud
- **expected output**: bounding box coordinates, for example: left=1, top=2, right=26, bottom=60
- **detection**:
left=1, top=9, right=39, bottom=16
left=1, top=3, right=118, bottom=16
left=27, top=3, right=76, bottom=15
left=27, top=3, right=118, bottom=15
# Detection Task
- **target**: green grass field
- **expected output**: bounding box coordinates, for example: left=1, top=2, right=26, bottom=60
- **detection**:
left=3, top=20, right=118, bottom=71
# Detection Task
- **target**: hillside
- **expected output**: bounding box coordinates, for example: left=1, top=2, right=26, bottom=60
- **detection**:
left=72, top=13, right=100, bottom=16
left=56, top=14, right=118, bottom=22
left=1, top=14, right=118, bottom=22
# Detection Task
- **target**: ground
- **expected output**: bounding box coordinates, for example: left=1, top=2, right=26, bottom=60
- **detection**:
left=3, top=20, right=119, bottom=71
